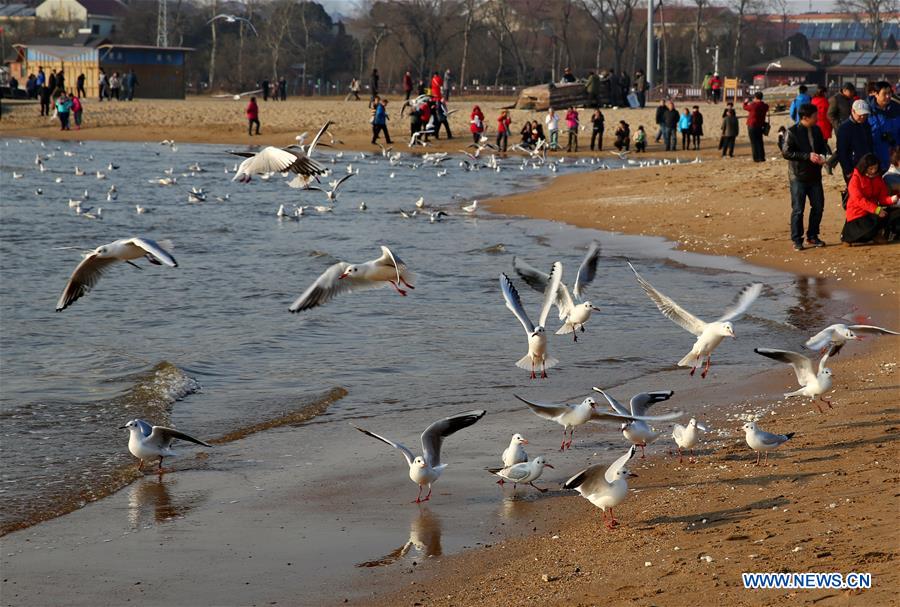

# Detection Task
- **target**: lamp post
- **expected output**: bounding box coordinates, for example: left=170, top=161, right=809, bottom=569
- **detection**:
left=705, top=44, right=719, bottom=75
left=647, top=0, right=654, bottom=94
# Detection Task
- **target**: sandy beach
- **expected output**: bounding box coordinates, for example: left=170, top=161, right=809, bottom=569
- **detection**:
left=2, top=97, right=898, bottom=606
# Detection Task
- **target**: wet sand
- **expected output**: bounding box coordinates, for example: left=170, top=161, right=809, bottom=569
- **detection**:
left=2, top=98, right=898, bottom=606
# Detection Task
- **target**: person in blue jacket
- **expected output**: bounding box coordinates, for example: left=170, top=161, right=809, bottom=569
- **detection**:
left=789, top=85, right=811, bottom=124
left=678, top=108, right=692, bottom=150
left=867, top=81, right=900, bottom=171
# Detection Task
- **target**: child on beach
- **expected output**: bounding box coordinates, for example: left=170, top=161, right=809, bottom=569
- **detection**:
left=565, top=106, right=579, bottom=152
left=246, top=97, right=260, bottom=135
left=777, top=126, right=787, bottom=152
left=70, top=91, right=83, bottom=130
left=633, top=126, right=646, bottom=152
left=678, top=108, right=692, bottom=150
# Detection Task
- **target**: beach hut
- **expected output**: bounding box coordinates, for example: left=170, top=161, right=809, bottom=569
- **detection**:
left=826, top=51, right=900, bottom=90
left=13, top=35, right=193, bottom=99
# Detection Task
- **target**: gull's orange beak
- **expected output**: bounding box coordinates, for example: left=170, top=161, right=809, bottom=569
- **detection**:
left=544, top=463, right=555, bottom=469
left=338, top=271, right=348, bottom=279
left=522, top=439, right=529, bottom=445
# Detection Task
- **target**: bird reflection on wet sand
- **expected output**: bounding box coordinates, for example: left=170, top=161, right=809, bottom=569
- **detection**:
left=127, top=475, right=198, bottom=526
left=356, top=507, right=442, bottom=568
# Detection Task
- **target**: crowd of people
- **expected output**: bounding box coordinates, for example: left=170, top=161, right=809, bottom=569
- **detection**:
left=781, top=80, right=900, bottom=249
left=257, top=77, right=289, bottom=102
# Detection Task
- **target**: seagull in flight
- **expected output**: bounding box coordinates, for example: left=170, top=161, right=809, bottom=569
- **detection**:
left=120, top=419, right=211, bottom=473
left=805, top=323, right=899, bottom=356
left=628, top=262, right=762, bottom=378
left=56, top=237, right=177, bottom=311
left=229, top=121, right=331, bottom=184
left=500, top=263, right=562, bottom=379
left=207, top=14, right=258, bottom=35
left=754, top=346, right=838, bottom=412
left=514, top=242, right=602, bottom=342
left=288, top=245, right=415, bottom=312
left=352, top=410, right=486, bottom=503
left=516, top=394, right=683, bottom=451
left=306, top=173, right=353, bottom=204
left=592, top=387, right=675, bottom=458
left=562, top=445, right=638, bottom=530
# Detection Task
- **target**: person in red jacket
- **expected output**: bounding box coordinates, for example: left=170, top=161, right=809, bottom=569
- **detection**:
left=246, top=97, right=260, bottom=135
left=811, top=86, right=832, bottom=141
left=470, top=105, right=485, bottom=143
left=742, top=91, right=769, bottom=162
left=496, top=109, right=511, bottom=151
left=403, top=70, right=413, bottom=100
left=841, top=153, right=900, bottom=244
left=430, top=71, right=443, bottom=101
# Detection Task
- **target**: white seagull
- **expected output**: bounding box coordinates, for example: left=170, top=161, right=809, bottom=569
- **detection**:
left=629, top=261, right=762, bottom=378
left=462, top=200, right=478, bottom=214
left=754, top=346, right=837, bottom=412
left=805, top=323, right=899, bottom=355
left=562, top=445, right=638, bottom=529
left=489, top=456, right=554, bottom=492
left=120, top=419, right=211, bottom=472
left=288, top=245, right=415, bottom=312
left=516, top=394, right=683, bottom=451
left=206, top=13, right=258, bottom=35
left=499, top=264, right=562, bottom=379
left=56, top=237, right=177, bottom=311
left=514, top=242, right=602, bottom=341
left=229, top=122, right=331, bottom=184
left=592, top=387, right=675, bottom=458
left=352, top=410, right=486, bottom=503
left=742, top=421, right=795, bottom=466
left=671, top=418, right=708, bottom=462
left=306, top=173, right=353, bottom=204
left=501, top=433, right=528, bottom=468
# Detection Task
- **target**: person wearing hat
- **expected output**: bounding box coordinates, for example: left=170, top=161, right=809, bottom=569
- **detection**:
left=837, top=100, right=875, bottom=184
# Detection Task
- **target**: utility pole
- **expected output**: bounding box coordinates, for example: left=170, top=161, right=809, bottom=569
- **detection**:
left=706, top=44, right=719, bottom=74
left=156, top=0, right=168, bottom=47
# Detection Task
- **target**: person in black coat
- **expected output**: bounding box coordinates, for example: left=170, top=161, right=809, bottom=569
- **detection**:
left=782, top=103, right=830, bottom=250
left=837, top=100, right=875, bottom=183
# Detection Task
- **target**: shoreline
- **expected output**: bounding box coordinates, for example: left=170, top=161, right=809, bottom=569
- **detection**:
left=2, top=99, right=898, bottom=606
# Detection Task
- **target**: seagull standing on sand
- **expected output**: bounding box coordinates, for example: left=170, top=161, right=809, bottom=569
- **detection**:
left=515, top=394, right=683, bottom=451
left=805, top=323, right=899, bottom=355
left=288, top=245, right=415, bottom=312
left=500, top=263, right=562, bottom=379
left=489, top=456, right=554, bottom=492
left=742, top=421, right=794, bottom=466
left=628, top=262, right=762, bottom=378
left=56, top=237, right=177, bottom=311
left=562, top=446, right=638, bottom=529
left=120, top=419, right=211, bottom=472
left=592, top=388, right=675, bottom=458
left=671, top=418, right=708, bottom=462
left=514, top=242, right=602, bottom=342
left=352, top=410, right=486, bottom=503
left=754, top=347, right=837, bottom=412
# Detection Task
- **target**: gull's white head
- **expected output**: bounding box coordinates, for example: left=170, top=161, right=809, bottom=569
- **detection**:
left=583, top=397, right=598, bottom=410
left=821, top=367, right=833, bottom=378
left=742, top=421, right=758, bottom=433
left=581, top=301, right=599, bottom=311
left=688, top=418, right=698, bottom=428
left=614, top=467, right=637, bottom=479
left=533, top=456, right=553, bottom=469
left=412, top=456, right=428, bottom=469
left=119, top=419, right=141, bottom=432
left=837, top=326, right=857, bottom=341
left=512, top=433, right=528, bottom=445
left=720, top=321, right=735, bottom=338
left=95, top=245, right=111, bottom=256
left=531, top=326, right=545, bottom=337
left=339, top=265, right=359, bottom=279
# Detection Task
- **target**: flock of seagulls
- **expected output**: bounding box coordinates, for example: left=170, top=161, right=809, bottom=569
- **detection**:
left=15, top=127, right=897, bottom=533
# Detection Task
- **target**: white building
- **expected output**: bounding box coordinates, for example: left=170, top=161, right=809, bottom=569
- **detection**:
left=35, top=0, right=127, bottom=37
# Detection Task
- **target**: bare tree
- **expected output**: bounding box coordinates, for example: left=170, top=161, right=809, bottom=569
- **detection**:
left=690, top=0, right=707, bottom=85
left=729, top=0, right=764, bottom=74
left=769, top=0, right=789, bottom=55
left=836, top=0, right=898, bottom=50
left=581, top=0, right=640, bottom=74
left=208, top=0, right=218, bottom=89
left=262, top=0, right=295, bottom=81
left=459, top=0, right=478, bottom=89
